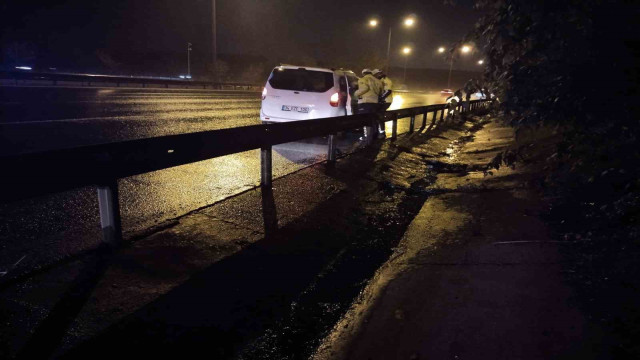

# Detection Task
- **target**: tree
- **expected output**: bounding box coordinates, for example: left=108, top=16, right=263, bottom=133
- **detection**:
left=471, top=3, right=640, bottom=355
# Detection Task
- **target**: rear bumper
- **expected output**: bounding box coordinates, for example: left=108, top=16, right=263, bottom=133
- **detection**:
left=260, top=108, right=344, bottom=123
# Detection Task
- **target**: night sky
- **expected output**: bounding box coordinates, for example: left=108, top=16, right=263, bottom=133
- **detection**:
left=1, top=0, right=483, bottom=73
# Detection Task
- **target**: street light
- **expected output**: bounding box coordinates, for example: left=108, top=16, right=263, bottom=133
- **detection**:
left=477, top=59, right=484, bottom=65
left=402, top=46, right=412, bottom=84
left=212, top=0, right=218, bottom=81
left=439, top=45, right=472, bottom=89
left=368, top=15, right=417, bottom=74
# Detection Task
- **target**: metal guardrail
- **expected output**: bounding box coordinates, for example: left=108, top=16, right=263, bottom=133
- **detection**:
left=0, top=70, right=262, bottom=91
left=0, top=99, right=490, bottom=245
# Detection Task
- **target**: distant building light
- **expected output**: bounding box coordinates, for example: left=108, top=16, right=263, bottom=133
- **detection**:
left=15, top=66, right=32, bottom=70
left=186, top=75, right=192, bottom=79
left=179, top=75, right=186, bottom=79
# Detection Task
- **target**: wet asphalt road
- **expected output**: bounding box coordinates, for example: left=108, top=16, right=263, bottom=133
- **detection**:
left=0, top=85, right=444, bottom=273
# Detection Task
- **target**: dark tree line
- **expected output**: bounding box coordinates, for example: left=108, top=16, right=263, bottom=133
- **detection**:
left=470, top=0, right=640, bottom=355
left=472, top=0, right=638, bottom=230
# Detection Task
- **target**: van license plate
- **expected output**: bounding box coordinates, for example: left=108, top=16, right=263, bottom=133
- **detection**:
left=282, top=105, right=310, bottom=113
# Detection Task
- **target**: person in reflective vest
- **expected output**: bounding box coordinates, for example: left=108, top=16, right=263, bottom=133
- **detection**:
left=372, top=69, right=392, bottom=137
left=446, top=90, right=462, bottom=120
left=354, top=69, right=383, bottom=113
left=354, top=69, right=383, bottom=140
left=373, top=69, right=393, bottom=111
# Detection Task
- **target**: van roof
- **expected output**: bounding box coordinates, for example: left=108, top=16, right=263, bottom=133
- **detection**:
left=274, top=64, right=356, bottom=75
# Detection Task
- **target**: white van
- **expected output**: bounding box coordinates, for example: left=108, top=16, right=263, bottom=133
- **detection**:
left=260, top=65, right=359, bottom=123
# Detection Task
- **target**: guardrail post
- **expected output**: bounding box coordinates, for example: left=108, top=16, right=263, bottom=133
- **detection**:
left=420, top=113, right=427, bottom=130
left=440, top=107, right=445, bottom=122
left=409, top=114, right=415, bottom=133
left=327, top=134, right=337, bottom=164
left=432, top=110, right=438, bottom=127
left=391, top=114, right=398, bottom=141
left=261, top=146, right=273, bottom=187
left=97, top=179, right=123, bottom=245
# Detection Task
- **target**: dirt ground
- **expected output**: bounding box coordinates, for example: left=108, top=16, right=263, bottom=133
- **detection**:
left=313, top=121, right=612, bottom=360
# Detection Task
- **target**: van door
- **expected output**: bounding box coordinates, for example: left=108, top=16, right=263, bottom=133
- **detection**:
left=338, top=76, right=349, bottom=116
left=346, top=74, right=359, bottom=115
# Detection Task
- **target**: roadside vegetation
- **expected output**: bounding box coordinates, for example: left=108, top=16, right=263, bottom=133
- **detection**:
left=470, top=0, right=639, bottom=356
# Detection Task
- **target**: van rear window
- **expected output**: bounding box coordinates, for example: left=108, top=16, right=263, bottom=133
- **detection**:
left=268, top=68, right=334, bottom=92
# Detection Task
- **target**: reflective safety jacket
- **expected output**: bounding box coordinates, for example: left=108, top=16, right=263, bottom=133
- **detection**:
left=354, top=74, right=383, bottom=104
left=382, top=77, right=394, bottom=103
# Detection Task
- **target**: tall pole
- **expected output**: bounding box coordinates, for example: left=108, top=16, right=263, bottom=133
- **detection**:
left=187, top=42, right=192, bottom=77
left=385, top=27, right=392, bottom=74
left=212, top=0, right=217, bottom=82
left=447, top=56, right=453, bottom=89
left=403, top=56, right=408, bottom=84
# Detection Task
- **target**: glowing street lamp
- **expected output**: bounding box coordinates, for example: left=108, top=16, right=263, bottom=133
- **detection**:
left=402, top=47, right=412, bottom=55
left=439, top=45, right=473, bottom=89
left=367, top=15, right=417, bottom=73
left=404, top=17, right=416, bottom=27
left=477, top=59, right=484, bottom=65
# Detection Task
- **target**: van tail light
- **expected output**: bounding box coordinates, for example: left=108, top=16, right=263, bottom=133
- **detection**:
left=262, top=87, right=267, bottom=100
left=330, top=92, right=340, bottom=107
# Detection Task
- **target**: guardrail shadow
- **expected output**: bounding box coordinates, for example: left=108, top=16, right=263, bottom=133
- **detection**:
left=58, top=138, right=386, bottom=359
left=15, top=246, right=115, bottom=360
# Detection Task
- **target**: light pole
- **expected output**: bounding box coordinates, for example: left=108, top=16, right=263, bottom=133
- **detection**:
left=439, top=44, right=472, bottom=89
left=187, top=42, right=192, bottom=78
left=402, top=46, right=412, bottom=84
left=368, top=16, right=416, bottom=74
left=212, top=0, right=217, bottom=81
